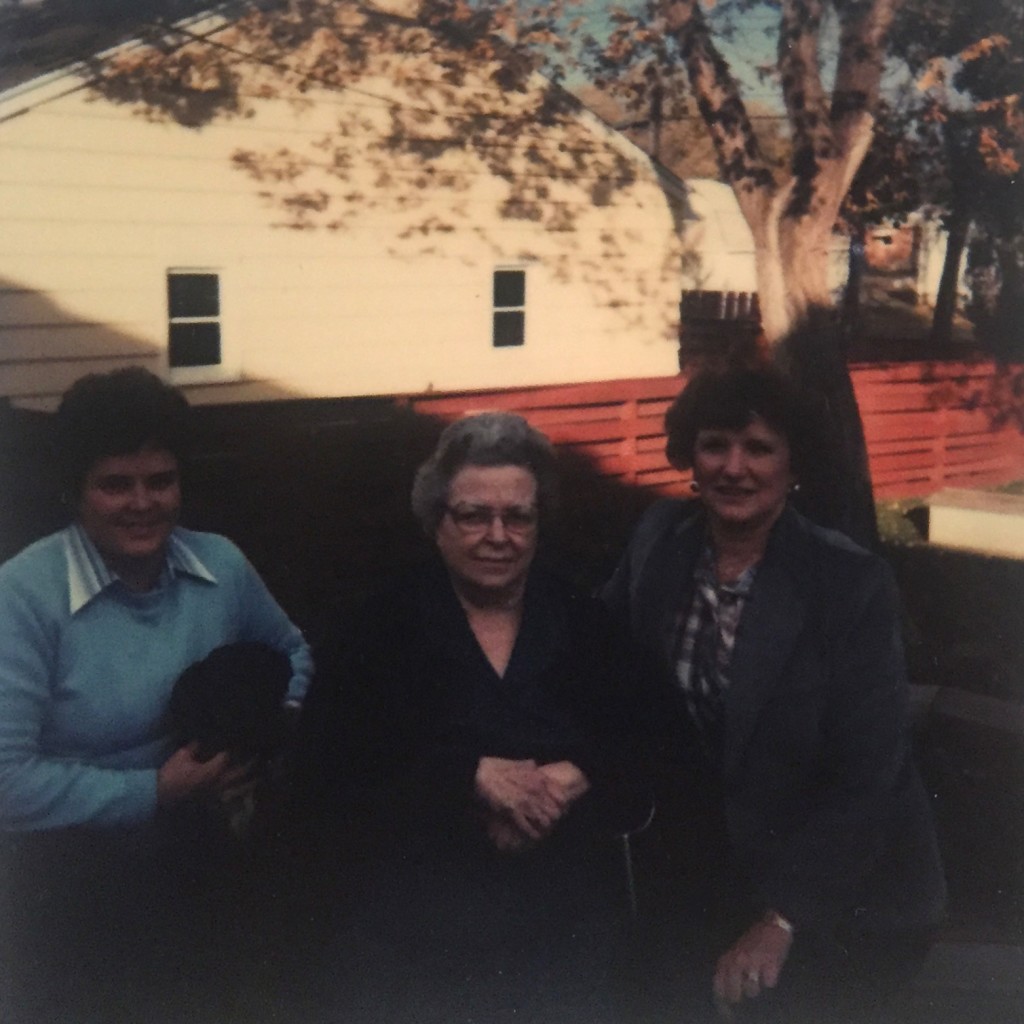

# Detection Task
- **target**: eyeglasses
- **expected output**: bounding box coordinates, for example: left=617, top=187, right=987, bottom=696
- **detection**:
left=444, top=504, right=539, bottom=535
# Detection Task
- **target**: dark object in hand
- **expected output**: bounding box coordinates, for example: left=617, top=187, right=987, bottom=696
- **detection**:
left=169, top=642, right=290, bottom=762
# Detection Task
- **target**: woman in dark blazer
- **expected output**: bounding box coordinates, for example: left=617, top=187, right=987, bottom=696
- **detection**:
left=602, top=367, right=945, bottom=1023
left=302, top=411, right=643, bottom=1024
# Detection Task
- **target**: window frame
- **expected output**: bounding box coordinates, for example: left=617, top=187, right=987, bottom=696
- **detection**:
left=165, top=268, right=238, bottom=384
left=491, top=267, right=527, bottom=348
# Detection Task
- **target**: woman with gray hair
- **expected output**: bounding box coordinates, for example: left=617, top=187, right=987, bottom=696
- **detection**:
left=408, top=413, right=574, bottom=845
left=305, top=411, right=644, bottom=1023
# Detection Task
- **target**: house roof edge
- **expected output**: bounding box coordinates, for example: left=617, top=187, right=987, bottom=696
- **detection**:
left=0, top=2, right=246, bottom=115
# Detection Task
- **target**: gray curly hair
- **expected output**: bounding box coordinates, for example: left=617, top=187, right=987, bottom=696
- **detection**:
left=411, top=412, right=558, bottom=535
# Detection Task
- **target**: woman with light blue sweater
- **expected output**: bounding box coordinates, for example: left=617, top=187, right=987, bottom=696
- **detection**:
left=0, top=367, right=312, bottom=1021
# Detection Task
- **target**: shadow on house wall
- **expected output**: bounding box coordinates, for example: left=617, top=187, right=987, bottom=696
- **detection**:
left=0, top=276, right=161, bottom=401
left=0, top=273, right=323, bottom=569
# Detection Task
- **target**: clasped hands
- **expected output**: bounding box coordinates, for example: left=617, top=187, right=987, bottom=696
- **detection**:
left=474, top=756, right=590, bottom=852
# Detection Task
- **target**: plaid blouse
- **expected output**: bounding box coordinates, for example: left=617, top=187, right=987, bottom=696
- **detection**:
left=673, top=545, right=757, bottom=758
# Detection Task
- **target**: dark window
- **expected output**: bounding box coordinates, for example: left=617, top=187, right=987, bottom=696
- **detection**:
left=169, top=322, right=221, bottom=367
left=492, top=269, right=525, bottom=347
left=167, top=271, right=221, bottom=368
left=493, top=311, right=525, bottom=347
left=168, top=273, right=219, bottom=319
left=493, top=270, right=525, bottom=309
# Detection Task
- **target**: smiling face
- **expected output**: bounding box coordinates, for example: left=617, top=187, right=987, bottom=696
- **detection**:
left=692, top=415, right=794, bottom=537
left=76, top=447, right=181, bottom=586
left=435, top=463, right=539, bottom=606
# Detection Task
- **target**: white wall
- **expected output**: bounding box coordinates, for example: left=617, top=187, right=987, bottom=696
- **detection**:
left=678, top=179, right=964, bottom=305
left=0, top=20, right=684, bottom=410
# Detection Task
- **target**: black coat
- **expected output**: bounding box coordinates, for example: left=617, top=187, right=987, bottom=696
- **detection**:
left=601, top=500, right=946, bottom=936
left=302, top=559, right=647, bottom=860
left=293, top=561, right=647, bottom=1023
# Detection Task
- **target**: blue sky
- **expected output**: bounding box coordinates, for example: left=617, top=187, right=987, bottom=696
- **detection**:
left=543, top=0, right=786, bottom=107
left=551, top=1, right=925, bottom=118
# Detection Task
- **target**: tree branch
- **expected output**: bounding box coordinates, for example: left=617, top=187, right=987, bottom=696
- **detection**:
left=660, top=0, right=776, bottom=230
left=832, top=0, right=900, bottom=170
left=779, top=0, right=836, bottom=217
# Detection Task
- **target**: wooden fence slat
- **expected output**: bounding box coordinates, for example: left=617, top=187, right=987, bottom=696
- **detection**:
left=851, top=360, right=1004, bottom=384
left=864, top=410, right=1007, bottom=442
left=542, top=421, right=640, bottom=446
left=856, top=387, right=1003, bottom=415
left=867, top=429, right=1015, bottom=454
left=412, top=376, right=683, bottom=417
left=516, top=406, right=632, bottom=428
left=869, top=449, right=1012, bottom=478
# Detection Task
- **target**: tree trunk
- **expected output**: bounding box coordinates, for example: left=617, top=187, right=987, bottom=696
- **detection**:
left=750, top=211, right=835, bottom=342
left=780, top=220, right=837, bottom=326
left=991, top=238, right=1024, bottom=361
left=749, top=206, right=878, bottom=548
left=776, top=312, right=879, bottom=548
left=842, top=223, right=867, bottom=343
left=751, top=225, right=793, bottom=343
left=931, top=206, right=970, bottom=347
left=661, top=0, right=895, bottom=547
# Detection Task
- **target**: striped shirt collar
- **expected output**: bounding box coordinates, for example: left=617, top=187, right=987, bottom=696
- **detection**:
left=64, top=523, right=217, bottom=614
left=693, top=543, right=758, bottom=599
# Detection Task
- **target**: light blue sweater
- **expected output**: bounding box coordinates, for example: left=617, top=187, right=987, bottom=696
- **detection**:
left=0, top=526, right=313, bottom=832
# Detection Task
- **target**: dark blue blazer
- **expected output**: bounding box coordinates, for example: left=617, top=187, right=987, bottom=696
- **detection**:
left=602, top=500, right=946, bottom=935
left=304, top=560, right=647, bottom=857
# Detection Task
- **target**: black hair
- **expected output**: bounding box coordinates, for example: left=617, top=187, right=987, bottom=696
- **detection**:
left=56, top=367, right=191, bottom=499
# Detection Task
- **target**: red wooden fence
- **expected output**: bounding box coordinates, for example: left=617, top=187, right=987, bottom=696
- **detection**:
left=853, top=362, right=1024, bottom=498
left=409, top=361, right=1024, bottom=501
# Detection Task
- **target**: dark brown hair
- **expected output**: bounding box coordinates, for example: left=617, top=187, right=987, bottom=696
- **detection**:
left=664, top=366, right=811, bottom=477
left=56, top=367, right=191, bottom=498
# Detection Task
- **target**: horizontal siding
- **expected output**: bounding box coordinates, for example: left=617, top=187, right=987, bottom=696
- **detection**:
left=0, top=288, right=161, bottom=327
left=0, top=324, right=156, bottom=364
left=0, top=72, right=683, bottom=405
left=0, top=354, right=160, bottom=400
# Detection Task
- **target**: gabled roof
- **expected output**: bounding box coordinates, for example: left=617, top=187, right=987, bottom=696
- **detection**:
left=0, top=0, right=690, bottom=199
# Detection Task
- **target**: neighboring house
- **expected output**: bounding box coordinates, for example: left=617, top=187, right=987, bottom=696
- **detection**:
left=0, top=1, right=686, bottom=411
left=680, top=178, right=958, bottom=311
left=861, top=219, right=957, bottom=309
left=678, top=179, right=767, bottom=294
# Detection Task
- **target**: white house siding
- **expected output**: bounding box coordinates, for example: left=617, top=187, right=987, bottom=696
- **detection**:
left=679, top=179, right=848, bottom=296
left=0, top=8, right=684, bottom=410
left=678, top=179, right=760, bottom=293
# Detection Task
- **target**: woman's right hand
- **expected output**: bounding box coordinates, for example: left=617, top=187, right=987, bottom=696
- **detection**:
left=474, top=756, right=563, bottom=840
left=156, top=743, right=234, bottom=807
left=538, top=760, right=590, bottom=804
